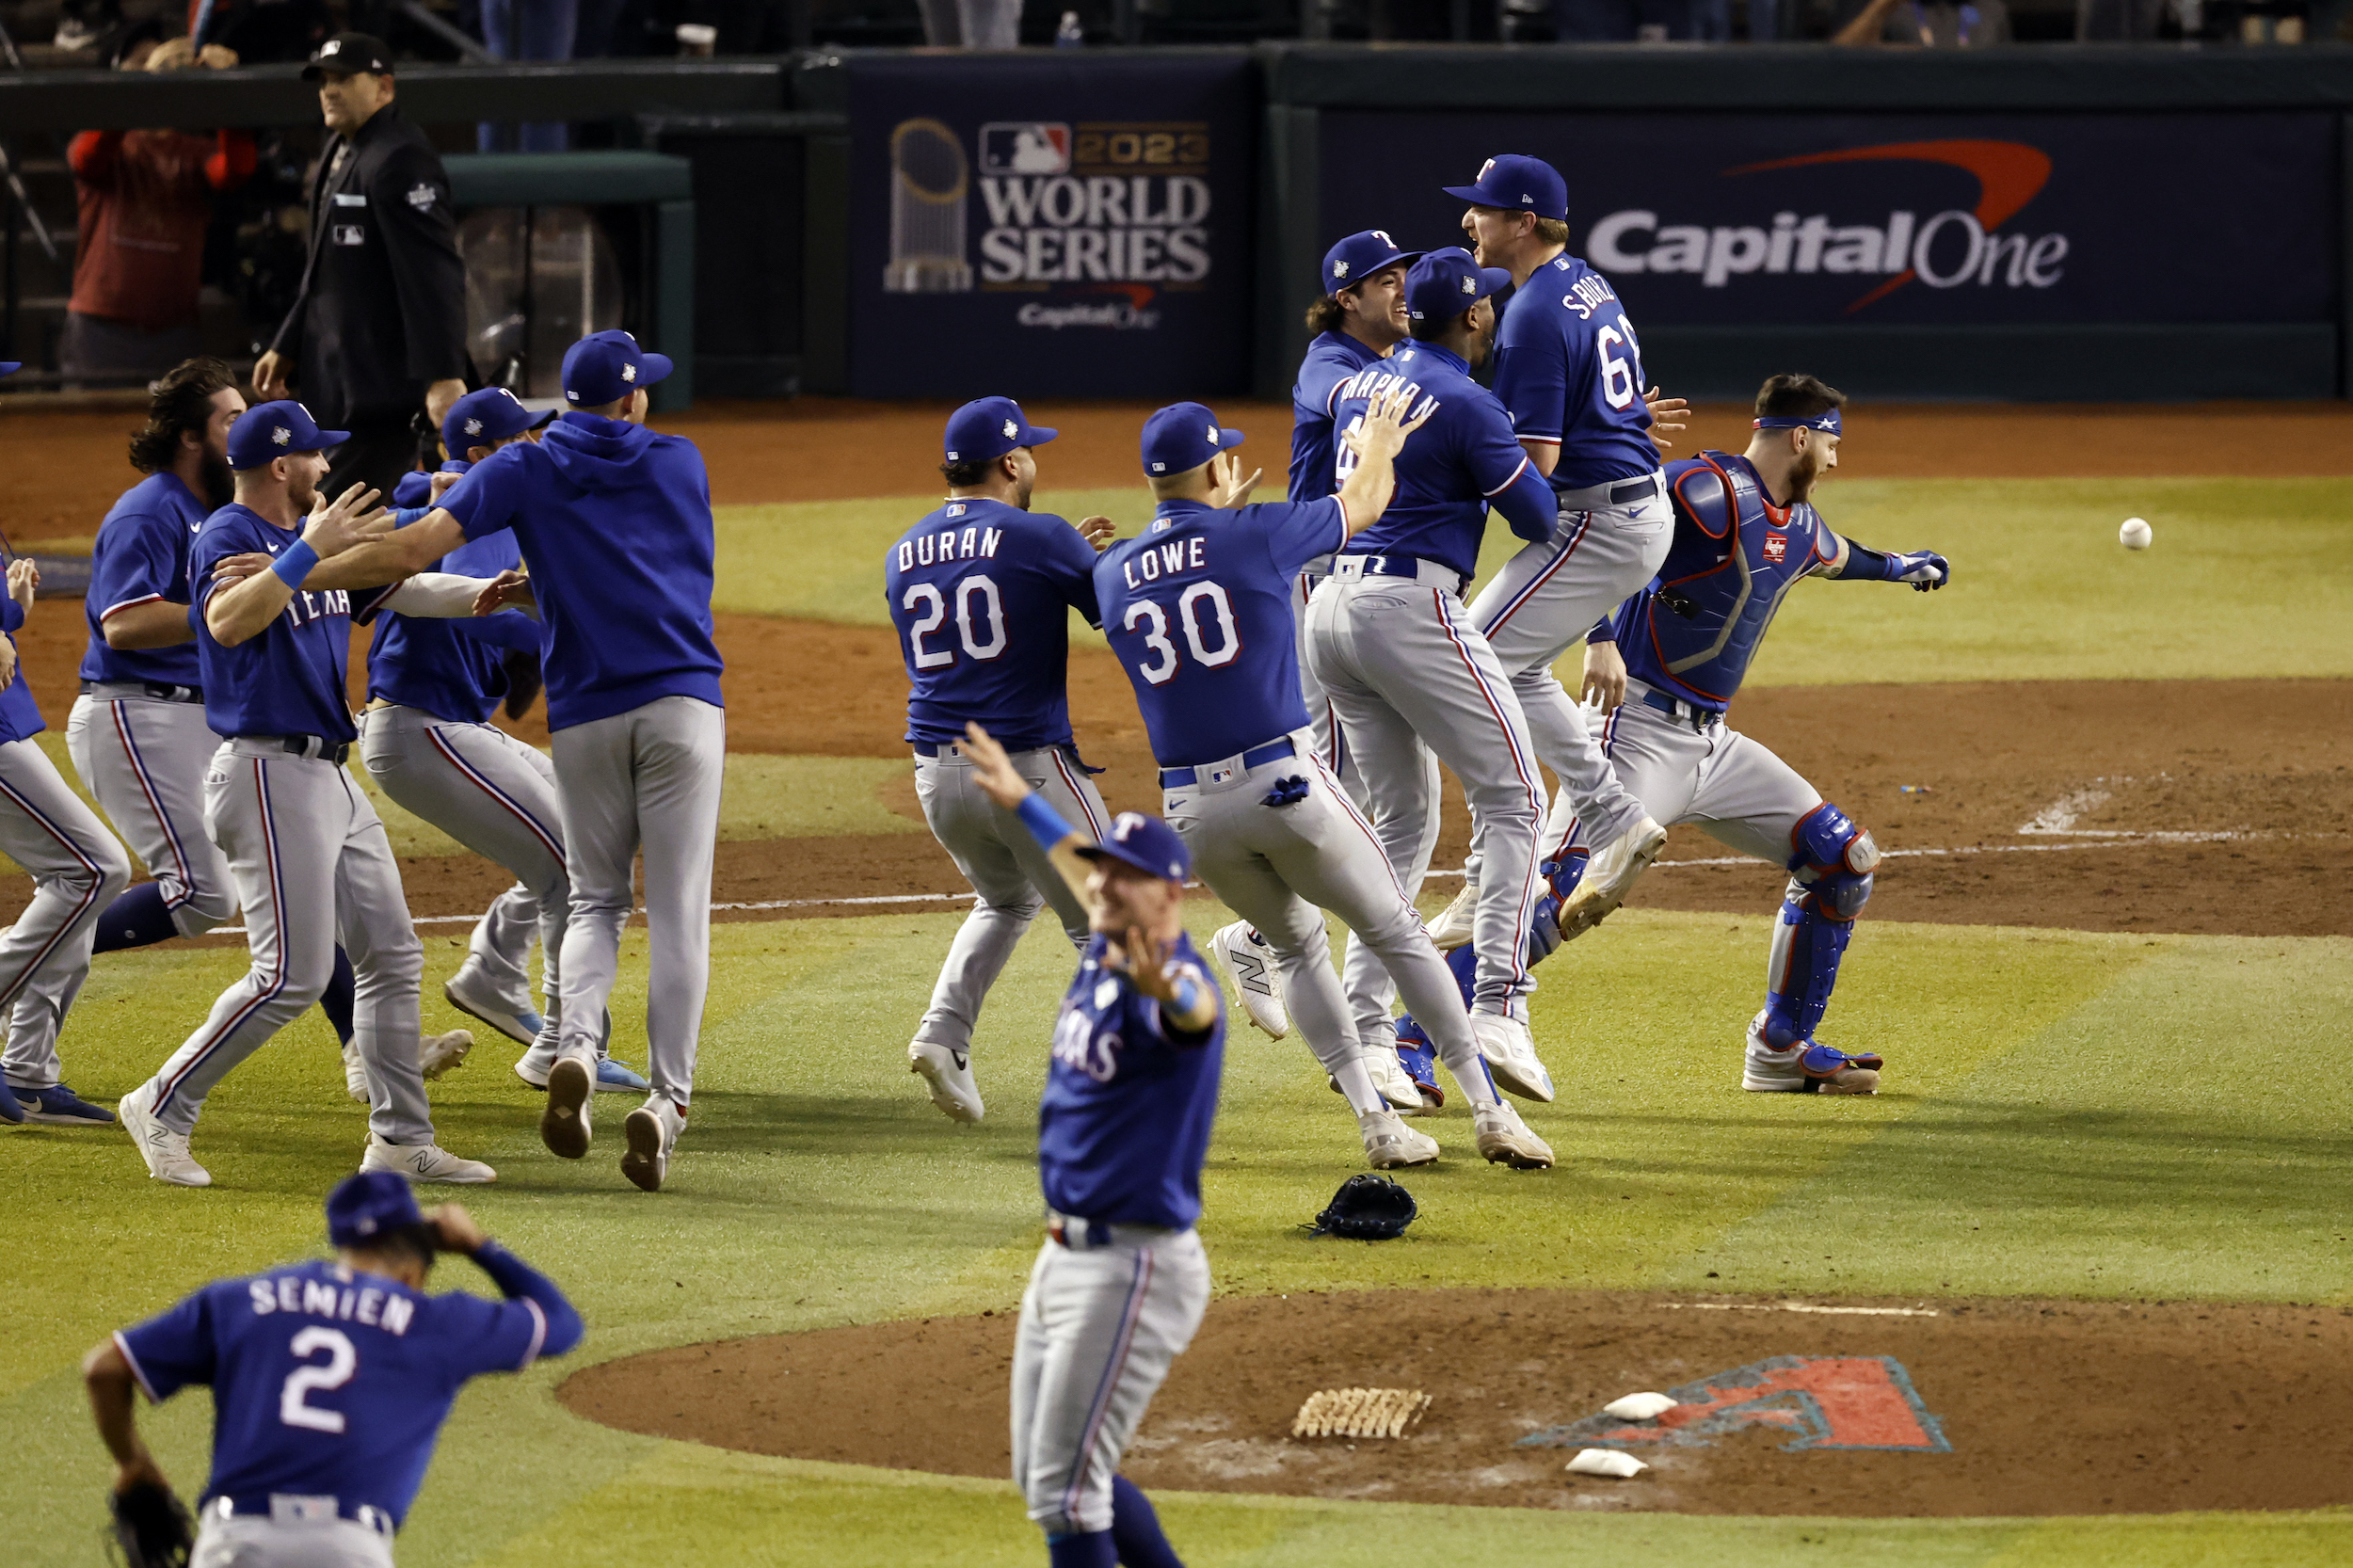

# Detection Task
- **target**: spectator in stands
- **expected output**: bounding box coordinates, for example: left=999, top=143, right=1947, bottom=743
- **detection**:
left=61, top=27, right=254, bottom=389
left=480, top=0, right=617, bottom=152
left=917, top=0, right=1021, bottom=48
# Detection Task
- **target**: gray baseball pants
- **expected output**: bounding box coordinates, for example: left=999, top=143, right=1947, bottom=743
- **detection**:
left=1466, top=479, right=1673, bottom=870
left=1160, top=731, right=1495, bottom=1101
left=1012, top=1223, right=1209, bottom=1536
left=1290, top=555, right=1444, bottom=833
left=190, top=1512, right=393, bottom=1568
left=1305, top=562, right=1546, bottom=1028
left=911, top=742, right=1106, bottom=1055
left=551, top=695, right=724, bottom=1106
left=146, top=741, right=431, bottom=1144
left=360, top=704, right=565, bottom=1036
left=0, top=736, right=132, bottom=1091
left=66, top=691, right=237, bottom=936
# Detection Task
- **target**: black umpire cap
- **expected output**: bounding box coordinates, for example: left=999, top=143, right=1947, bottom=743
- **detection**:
left=302, top=34, right=394, bottom=78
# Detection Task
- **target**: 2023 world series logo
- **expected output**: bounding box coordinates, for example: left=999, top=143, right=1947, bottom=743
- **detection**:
left=884, top=117, right=1215, bottom=330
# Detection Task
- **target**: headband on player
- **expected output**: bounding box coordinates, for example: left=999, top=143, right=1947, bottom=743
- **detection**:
left=1140, top=401, right=1243, bottom=477
left=1321, top=231, right=1421, bottom=294
left=1440, top=153, right=1569, bottom=222
left=1753, top=410, right=1843, bottom=436
left=944, top=396, right=1056, bottom=465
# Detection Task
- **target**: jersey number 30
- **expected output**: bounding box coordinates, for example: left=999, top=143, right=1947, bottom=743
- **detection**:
left=903, top=577, right=1010, bottom=669
left=1123, top=584, right=1241, bottom=686
left=280, top=1326, right=360, bottom=1433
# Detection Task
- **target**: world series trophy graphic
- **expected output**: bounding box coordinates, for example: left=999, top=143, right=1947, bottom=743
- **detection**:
left=885, top=118, right=974, bottom=294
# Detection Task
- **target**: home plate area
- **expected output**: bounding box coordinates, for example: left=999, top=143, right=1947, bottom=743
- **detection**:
left=560, top=1288, right=2353, bottom=1517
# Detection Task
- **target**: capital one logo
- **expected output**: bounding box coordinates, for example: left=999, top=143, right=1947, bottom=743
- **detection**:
left=1588, top=141, right=2065, bottom=311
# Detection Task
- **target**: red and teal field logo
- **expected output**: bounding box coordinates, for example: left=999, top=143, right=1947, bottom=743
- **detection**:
left=1521, top=1355, right=1952, bottom=1453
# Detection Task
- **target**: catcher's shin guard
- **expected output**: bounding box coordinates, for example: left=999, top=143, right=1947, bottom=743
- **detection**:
left=1762, top=803, right=1878, bottom=1048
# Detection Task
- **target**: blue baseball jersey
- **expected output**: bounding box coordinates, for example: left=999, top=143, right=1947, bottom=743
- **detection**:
left=191, top=504, right=359, bottom=743
left=1095, top=496, right=1345, bottom=766
left=389, top=460, right=467, bottom=512
left=437, top=412, right=723, bottom=731
left=360, top=519, right=532, bottom=726
left=0, top=598, right=39, bottom=745
left=1615, top=452, right=1843, bottom=713
left=1329, top=342, right=1541, bottom=581
left=1492, top=253, right=1658, bottom=491
left=111, top=1247, right=580, bottom=1528
left=82, top=472, right=208, bottom=688
left=1038, top=933, right=1225, bottom=1229
left=1289, top=330, right=1384, bottom=504
left=885, top=497, right=1100, bottom=753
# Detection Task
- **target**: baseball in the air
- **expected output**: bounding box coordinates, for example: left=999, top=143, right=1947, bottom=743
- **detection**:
left=2119, top=517, right=2153, bottom=551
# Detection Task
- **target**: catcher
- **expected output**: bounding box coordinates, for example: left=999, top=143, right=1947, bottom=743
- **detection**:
left=83, top=1172, right=581, bottom=1566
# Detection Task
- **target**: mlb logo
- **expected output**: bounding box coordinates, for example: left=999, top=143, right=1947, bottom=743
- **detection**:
left=980, top=122, right=1071, bottom=176
left=1762, top=534, right=1788, bottom=563
left=1208, top=765, right=1236, bottom=785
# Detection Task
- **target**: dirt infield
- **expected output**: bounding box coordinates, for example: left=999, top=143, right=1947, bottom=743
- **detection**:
left=558, top=1288, right=2353, bottom=1517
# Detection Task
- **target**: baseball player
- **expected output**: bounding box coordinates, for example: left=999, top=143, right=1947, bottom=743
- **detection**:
left=333, top=330, right=723, bottom=1193
left=886, top=397, right=1114, bottom=1125
left=1427, top=153, right=1685, bottom=949
left=85, top=1171, right=580, bottom=1567
left=114, top=401, right=494, bottom=1189
left=1310, top=248, right=1563, bottom=1107
left=0, top=356, right=133, bottom=1128
left=1096, top=395, right=1551, bottom=1171
left=955, top=723, right=1215, bottom=1568
left=1207, top=230, right=1437, bottom=1047
left=357, top=388, right=647, bottom=1097
left=1547, top=376, right=1947, bottom=1091
left=70, top=360, right=466, bottom=1109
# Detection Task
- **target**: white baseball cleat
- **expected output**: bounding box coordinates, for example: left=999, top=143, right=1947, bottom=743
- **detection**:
left=1363, top=1044, right=1441, bottom=1116
left=341, top=1042, right=369, bottom=1104
left=909, top=1042, right=984, bottom=1123
left=443, top=966, right=541, bottom=1046
left=361, top=1138, right=497, bottom=1184
left=1559, top=816, right=1669, bottom=939
left=1471, top=1011, right=1556, bottom=1103
left=541, top=1054, right=595, bottom=1159
left=621, top=1096, right=685, bottom=1193
left=1473, top=1099, right=1555, bottom=1169
left=418, top=1030, right=473, bottom=1080
left=1209, top=921, right=1289, bottom=1039
left=1741, top=1011, right=1882, bottom=1095
left=1425, top=881, right=1479, bottom=949
left=1358, top=1107, right=1440, bottom=1170
left=117, top=1080, right=211, bottom=1187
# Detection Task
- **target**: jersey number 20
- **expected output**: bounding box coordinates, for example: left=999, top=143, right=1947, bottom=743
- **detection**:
left=280, top=1326, right=359, bottom=1433
left=1123, top=584, right=1241, bottom=686
left=903, top=577, right=1009, bottom=669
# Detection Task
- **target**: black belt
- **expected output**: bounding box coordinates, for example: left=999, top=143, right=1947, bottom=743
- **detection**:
left=82, top=680, right=203, bottom=704
left=1641, top=687, right=1720, bottom=730
left=1608, top=474, right=1659, bottom=504
left=1159, top=737, right=1294, bottom=789
left=213, top=1493, right=395, bottom=1535
left=265, top=734, right=352, bottom=766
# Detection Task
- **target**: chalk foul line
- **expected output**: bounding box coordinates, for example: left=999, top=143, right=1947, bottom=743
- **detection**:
left=1668, top=1303, right=1944, bottom=1318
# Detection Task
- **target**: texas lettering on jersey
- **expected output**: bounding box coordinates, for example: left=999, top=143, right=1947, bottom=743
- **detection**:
left=280, top=588, right=353, bottom=628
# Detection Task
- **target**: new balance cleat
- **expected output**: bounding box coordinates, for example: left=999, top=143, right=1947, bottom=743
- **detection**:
left=1209, top=921, right=1289, bottom=1039
left=360, top=1138, right=497, bottom=1184
left=117, top=1080, right=210, bottom=1187
left=1559, top=817, right=1668, bottom=939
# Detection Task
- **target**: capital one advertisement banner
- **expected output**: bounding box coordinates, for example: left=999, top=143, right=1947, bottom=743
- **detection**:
left=848, top=56, right=1256, bottom=397
left=1317, top=112, right=2335, bottom=327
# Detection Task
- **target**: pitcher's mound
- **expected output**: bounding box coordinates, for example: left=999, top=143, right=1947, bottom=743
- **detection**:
left=558, top=1288, right=2353, bottom=1516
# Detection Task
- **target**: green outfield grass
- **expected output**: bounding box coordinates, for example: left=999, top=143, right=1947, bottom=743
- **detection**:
left=714, top=476, right=2353, bottom=684
left=5, top=904, right=2348, bottom=1567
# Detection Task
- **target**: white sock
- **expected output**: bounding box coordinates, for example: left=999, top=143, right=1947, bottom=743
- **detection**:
left=1332, top=1059, right=1386, bottom=1115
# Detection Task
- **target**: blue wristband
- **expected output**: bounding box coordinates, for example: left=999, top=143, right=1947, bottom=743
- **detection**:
left=270, top=538, right=320, bottom=590
left=1172, top=975, right=1201, bottom=1016
left=1015, top=791, right=1077, bottom=853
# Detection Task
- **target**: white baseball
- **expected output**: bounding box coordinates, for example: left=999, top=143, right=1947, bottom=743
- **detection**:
left=2119, top=517, right=2153, bottom=551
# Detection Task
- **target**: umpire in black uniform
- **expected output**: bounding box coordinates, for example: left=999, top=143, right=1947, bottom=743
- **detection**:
left=252, top=34, right=470, bottom=502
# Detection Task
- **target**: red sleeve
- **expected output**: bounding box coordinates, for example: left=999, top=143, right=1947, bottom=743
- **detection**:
left=70, top=129, right=123, bottom=184
left=206, top=130, right=256, bottom=193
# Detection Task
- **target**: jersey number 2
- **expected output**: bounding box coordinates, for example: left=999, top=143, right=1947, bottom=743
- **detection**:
left=280, top=1326, right=359, bottom=1433
left=903, top=577, right=1009, bottom=669
left=1122, top=583, right=1241, bottom=686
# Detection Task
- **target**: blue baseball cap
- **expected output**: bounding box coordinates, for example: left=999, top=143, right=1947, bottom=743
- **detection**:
left=325, top=1170, right=424, bottom=1248
left=944, top=396, right=1056, bottom=466
left=227, top=399, right=350, bottom=471
left=562, top=329, right=672, bottom=408
left=442, top=386, right=552, bottom=458
left=1441, top=153, right=1569, bottom=222
left=1077, top=810, right=1192, bottom=883
left=1404, top=248, right=1513, bottom=328
left=0, top=361, right=17, bottom=376
left=1140, top=402, right=1243, bottom=478
left=1320, top=230, right=1421, bottom=295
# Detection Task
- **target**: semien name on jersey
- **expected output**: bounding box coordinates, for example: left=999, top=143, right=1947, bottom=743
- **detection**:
left=244, top=1273, right=417, bottom=1336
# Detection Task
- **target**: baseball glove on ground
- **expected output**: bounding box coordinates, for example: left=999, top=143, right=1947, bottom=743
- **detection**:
left=1308, top=1174, right=1417, bottom=1240
left=105, top=1480, right=193, bottom=1568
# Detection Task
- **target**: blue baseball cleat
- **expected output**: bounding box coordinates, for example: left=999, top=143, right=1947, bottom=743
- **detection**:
left=14, top=1082, right=116, bottom=1125
left=0, top=1080, right=23, bottom=1124
left=594, top=1057, right=650, bottom=1094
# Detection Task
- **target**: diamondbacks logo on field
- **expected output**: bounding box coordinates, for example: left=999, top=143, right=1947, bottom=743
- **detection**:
left=1586, top=140, right=2063, bottom=312
left=1519, top=1355, right=1951, bottom=1453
